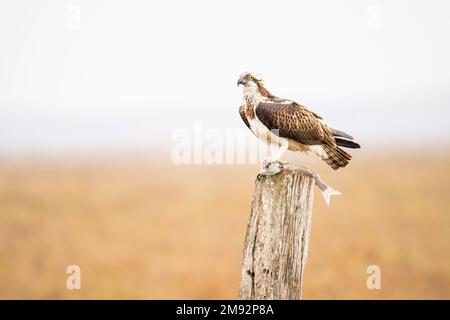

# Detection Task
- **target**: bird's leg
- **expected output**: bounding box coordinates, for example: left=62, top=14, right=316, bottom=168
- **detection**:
left=270, top=141, right=289, bottom=163
left=257, top=141, right=289, bottom=180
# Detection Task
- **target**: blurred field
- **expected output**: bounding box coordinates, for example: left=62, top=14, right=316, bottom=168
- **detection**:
left=0, top=150, right=449, bottom=299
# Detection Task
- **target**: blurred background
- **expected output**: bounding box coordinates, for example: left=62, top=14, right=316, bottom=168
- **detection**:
left=0, top=0, right=449, bottom=299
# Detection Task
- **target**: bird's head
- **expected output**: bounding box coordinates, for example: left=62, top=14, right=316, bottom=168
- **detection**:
left=237, top=72, right=263, bottom=88
left=237, top=72, right=274, bottom=98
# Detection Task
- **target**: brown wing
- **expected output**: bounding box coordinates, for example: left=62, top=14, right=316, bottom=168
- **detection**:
left=255, top=101, right=333, bottom=145
left=239, top=105, right=251, bottom=129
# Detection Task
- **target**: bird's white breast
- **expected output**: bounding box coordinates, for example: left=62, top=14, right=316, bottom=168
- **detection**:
left=243, top=88, right=284, bottom=146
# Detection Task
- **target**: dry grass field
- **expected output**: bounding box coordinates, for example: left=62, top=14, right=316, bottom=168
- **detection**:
left=0, top=150, right=449, bottom=299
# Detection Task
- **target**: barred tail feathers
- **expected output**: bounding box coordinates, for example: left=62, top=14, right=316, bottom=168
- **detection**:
left=321, top=144, right=352, bottom=170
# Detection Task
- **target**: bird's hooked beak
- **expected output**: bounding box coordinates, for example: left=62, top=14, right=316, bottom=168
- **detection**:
left=237, top=77, right=246, bottom=86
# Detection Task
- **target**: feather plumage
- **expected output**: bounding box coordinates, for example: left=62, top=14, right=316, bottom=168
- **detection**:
left=237, top=72, right=360, bottom=169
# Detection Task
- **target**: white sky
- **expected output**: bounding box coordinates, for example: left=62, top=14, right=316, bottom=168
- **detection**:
left=0, top=0, right=449, bottom=153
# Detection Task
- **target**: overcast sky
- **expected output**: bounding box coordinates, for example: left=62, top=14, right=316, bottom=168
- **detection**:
left=1, top=0, right=449, bottom=153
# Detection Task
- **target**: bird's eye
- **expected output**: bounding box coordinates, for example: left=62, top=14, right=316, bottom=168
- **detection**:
left=247, top=74, right=253, bottom=80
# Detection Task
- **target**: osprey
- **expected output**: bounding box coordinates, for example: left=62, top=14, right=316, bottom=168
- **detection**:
left=237, top=72, right=360, bottom=169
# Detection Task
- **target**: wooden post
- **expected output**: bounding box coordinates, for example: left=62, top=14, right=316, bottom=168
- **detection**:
left=238, top=164, right=315, bottom=300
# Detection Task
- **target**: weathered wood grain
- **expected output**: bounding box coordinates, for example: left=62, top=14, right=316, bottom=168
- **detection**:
left=238, top=165, right=315, bottom=300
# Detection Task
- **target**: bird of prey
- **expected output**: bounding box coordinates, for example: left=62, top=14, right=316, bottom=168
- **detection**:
left=237, top=72, right=360, bottom=170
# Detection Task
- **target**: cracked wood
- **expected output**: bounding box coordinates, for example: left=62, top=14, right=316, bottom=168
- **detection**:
left=238, top=166, right=315, bottom=299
